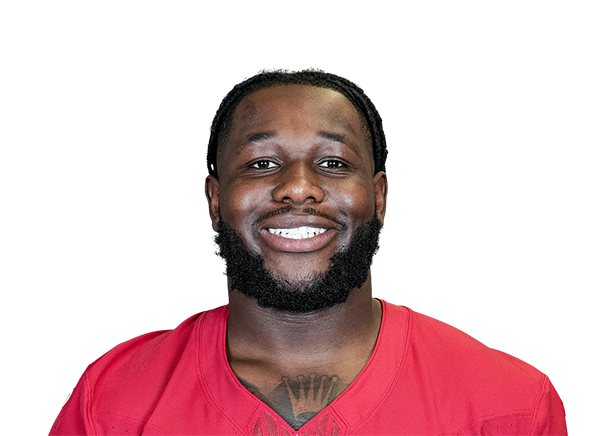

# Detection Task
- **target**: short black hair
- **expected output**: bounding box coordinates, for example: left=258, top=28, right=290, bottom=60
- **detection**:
left=207, top=69, right=387, bottom=178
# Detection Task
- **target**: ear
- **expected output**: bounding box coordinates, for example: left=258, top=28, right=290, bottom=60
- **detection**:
left=205, top=175, right=220, bottom=232
left=373, top=171, right=388, bottom=224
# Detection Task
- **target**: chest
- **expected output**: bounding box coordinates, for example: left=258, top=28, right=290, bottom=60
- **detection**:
left=232, top=364, right=359, bottom=430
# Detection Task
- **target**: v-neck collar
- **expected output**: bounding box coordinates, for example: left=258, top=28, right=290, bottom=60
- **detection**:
left=195, top=301, right=409, bottom=435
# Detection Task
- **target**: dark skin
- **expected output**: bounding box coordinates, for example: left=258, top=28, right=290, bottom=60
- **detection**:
left=205, top=85, right=388, bottom=430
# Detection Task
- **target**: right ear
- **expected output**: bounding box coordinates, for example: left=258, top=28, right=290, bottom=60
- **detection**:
left=205, top=175, right=220, bottom=232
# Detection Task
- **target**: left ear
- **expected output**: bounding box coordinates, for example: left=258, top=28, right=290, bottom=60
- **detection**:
left=373, top=171, right=388, bottom=224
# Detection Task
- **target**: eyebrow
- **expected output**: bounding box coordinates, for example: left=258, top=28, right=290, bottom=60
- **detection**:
left=247, top=131, right=276, bottom=143
left=318, top=131, right=360, bottom=155
left=230, top=132, right=274, bottom=156
left=235, top=130, right=357, bottom=155
left=246, top=131, right=347, bottom=144
left=318, top=131, right=346, bottom=144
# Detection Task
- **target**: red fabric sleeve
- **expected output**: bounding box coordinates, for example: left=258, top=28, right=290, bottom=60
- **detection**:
left=49, top=372, right=95, bottom=436
left=527, top=376, right=567, bottom=435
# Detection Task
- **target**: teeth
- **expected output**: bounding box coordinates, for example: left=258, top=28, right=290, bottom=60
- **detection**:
left=268, top=227, right=327, bottom=239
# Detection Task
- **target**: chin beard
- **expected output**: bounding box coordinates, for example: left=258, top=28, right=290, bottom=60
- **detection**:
left=215, top=214, right=382, bottom=313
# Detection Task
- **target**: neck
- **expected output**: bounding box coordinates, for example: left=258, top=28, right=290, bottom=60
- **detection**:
left=226, top=273, right=382, bottom=430
left=226, top=273, right=381, bottom=369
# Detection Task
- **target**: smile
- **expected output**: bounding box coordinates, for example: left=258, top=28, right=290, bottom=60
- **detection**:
left=267, top=227, right=327, bottom=240
left=261, top=225, right=336, bottom=253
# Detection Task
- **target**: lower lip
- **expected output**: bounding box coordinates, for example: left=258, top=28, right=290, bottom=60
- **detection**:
left=260, top=229, right=337, bottom=253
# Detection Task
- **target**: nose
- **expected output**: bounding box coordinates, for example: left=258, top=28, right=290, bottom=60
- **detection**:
left=272, top=162, right=325, bottom=205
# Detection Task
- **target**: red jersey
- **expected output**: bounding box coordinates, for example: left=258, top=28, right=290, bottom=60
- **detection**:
left=50, top=301, right=566, bottom=435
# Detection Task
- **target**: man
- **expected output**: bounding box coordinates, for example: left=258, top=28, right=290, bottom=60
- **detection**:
left=50, top=70, right=567, bottom=435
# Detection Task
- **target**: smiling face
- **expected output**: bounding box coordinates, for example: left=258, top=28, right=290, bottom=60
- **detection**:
left=206, top=84, right=387, bottom=292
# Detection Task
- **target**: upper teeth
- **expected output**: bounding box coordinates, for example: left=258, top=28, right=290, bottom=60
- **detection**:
left=268, top=227, right=327, bottom=239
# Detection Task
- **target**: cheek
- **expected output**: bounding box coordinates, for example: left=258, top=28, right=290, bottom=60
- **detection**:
left=219, top=181, right=271, bottom=225
left=333, top=180, right=377, bottom=219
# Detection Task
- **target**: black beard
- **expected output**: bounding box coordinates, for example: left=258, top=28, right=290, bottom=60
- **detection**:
left=215, top=214, right=382, bottom=313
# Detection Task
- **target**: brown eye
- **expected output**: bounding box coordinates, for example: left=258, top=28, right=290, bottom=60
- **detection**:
left=318, top=160, right=346, bottom=169
left=250, top=160, right=277, bottom=169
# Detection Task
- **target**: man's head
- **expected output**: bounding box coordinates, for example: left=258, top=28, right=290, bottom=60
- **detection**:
left=205, top=70, right=388, bottom=313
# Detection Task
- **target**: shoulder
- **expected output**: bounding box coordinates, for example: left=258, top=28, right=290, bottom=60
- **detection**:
left=377, top=302, right=567, bottom=434
left=404, top=306, right=543, bottom=388
left=51, top=306, right=228, bottom=435
left=87, top=310, right=205, bottom=377
left=85, top=306, right=228, bottom=389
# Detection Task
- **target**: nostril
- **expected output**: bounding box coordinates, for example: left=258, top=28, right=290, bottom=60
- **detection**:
left=282, top=195, right=317, bottom=206
left=274, top=185, right=323, bottom=205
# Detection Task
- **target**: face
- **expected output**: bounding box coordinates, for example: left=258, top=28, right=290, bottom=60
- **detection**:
left=206, top=84, right=387, bottom=297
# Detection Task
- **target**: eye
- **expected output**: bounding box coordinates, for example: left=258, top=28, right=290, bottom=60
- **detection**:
left=318, top=159, right=347, bottom=170
left=249, top=160, right=278, bottom=170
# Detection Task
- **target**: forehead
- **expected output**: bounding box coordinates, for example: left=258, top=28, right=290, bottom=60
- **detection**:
left=228, top=84, right=369, bottom=148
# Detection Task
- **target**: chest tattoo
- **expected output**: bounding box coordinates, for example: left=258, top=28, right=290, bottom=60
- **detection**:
left=240, top=373, right=343, bottom=430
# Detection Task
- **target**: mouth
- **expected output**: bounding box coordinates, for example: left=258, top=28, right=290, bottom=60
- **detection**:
left=260, top=227, right=337, bottom=253
left=267, top=226, right=327, bottom=240
left=258, top=208, right=342, bottom=253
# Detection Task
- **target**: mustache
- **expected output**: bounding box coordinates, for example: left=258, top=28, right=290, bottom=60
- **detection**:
left=254, top=206, right=346, bottom=229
